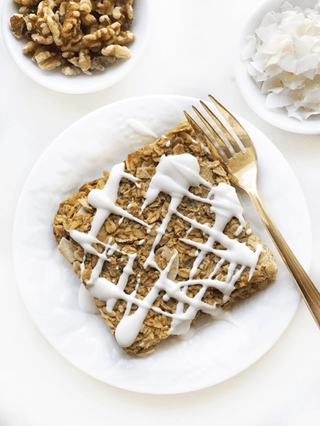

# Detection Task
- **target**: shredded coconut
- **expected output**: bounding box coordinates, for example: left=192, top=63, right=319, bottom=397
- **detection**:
left=242, top=0, right=320, bottom=120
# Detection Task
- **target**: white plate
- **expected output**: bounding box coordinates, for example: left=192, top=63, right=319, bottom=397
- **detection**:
left=235, top=0, right=320, bottom=134
left=1, top=0, right=153, bottom=94
left=12, top=95, right=312, bottom=394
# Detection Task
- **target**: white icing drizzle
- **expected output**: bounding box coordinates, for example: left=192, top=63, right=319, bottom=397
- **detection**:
left=70, top=154, right=262, bottom=348
left=127, top=119, right=157, bottom=139
left=185, top=226, right=193, bottom=237
left=141, top=154, right=211, bottom=269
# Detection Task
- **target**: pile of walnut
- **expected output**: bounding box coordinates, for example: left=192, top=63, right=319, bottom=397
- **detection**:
left=10, top=0, right=135, bottom=75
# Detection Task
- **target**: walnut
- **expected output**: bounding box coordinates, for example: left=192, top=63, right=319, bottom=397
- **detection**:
left=91, top=56, right=107, bottom=71
left=112, top=6, right=121, bottom=19
left=14, top=0, right=39, bottom=6
left=68, top=48, right=92, bottom=74
left=114, top=30, right=135, bottom=45
left=45, top=7, right=64, bottom=46
left=79, top=0, right=91, bottom=14
left=82, top=22, right=120, bottom=48
left=31, top=32, right=53, bottom=45
left=61, top=1, right=80, bottom=37
left=79, top=0, right=97, bottom=27
left=126, top=2, right=134, bottom=20
left=9, top=0, right=136, bottom=75
left=22, top=40, right=38, bottom=53
left=24, top=2, right=57, bottom=45
left=10, top=13, right=26, bottom=38
left=101, top=44, right=131, bottom=58
left=60, top=37, right=82, bottom=52
left=99, top=14, right=111, bottom=26
left=32, top=46, right=62, bottom=69
left=62, top=65, right=80, bottom=75
left=95, top=0, right=133, bottom=25
left=95, top=0, right=115, bottom=16
left=18, top=6, right=31, bottom=13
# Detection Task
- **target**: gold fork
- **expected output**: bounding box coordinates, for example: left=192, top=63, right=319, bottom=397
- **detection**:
left=184, top=95, right=320, bottom=327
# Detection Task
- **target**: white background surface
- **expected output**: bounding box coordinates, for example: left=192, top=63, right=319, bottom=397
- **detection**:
left=1, top=0, right=320, bottom=424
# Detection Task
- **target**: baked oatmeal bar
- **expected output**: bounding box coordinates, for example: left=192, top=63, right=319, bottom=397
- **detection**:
left=53, top=121, right=277, bottom=356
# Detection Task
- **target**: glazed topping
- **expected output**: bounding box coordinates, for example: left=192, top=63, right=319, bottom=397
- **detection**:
left=69, top=153, right=262, bottom=348
left=128, top=119, right=157, bottom=139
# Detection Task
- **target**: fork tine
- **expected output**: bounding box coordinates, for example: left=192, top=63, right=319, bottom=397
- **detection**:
left=199, top=100, right=242, bottom=155
left=191, top=105, right=234, bottom=160
left=184, top=110, right=228, bottom=169
left=208, top=95, right=252, bottom=149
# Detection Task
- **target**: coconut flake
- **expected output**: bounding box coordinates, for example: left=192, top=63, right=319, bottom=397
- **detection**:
left=243, top=0, right=320, bottom=120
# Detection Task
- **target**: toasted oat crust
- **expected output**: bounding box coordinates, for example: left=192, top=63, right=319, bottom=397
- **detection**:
left=53, top=121, right=277, bottom=356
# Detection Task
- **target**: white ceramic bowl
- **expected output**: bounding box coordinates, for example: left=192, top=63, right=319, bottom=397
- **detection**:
left=235, top=0, right=320, bottom=134
left=1, top=0, right=152, bottom=94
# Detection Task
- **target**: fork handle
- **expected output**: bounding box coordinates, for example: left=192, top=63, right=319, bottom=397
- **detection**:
left=248, top=188, right=320, bottom=328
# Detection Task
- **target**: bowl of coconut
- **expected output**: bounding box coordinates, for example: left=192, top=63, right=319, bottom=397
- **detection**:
left=235, top=0, right=320, bottom=134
